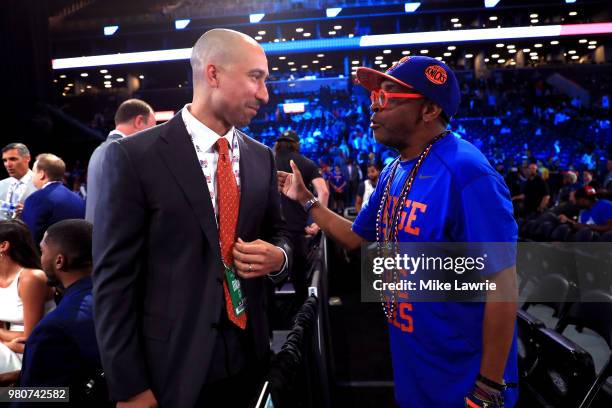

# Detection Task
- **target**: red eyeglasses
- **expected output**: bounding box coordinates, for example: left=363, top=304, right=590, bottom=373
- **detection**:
left=370, top=89, right=425, bottom=109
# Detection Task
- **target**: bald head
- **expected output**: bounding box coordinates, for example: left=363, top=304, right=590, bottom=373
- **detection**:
left=188, top=28, right=269, bottom=135
left=190, top=29, right=262, bottom=86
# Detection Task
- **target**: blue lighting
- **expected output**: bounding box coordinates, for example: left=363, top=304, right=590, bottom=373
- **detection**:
left=103, top=25, right=119, bottom=36
left=565, top=0, right=577, bottom=3
left=174, top=19, right=190, bottom=30
left=484, top=0, right=501, bottom=7
left=263, top=37, right=361, bottom=54
left=249, top=13, right=265, bottom=23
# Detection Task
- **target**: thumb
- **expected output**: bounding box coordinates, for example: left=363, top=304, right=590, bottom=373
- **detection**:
left=290, top=160, right=301, bottom=176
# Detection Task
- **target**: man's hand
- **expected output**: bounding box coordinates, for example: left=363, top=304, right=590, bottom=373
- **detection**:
left=4, top=336, right=25, bottom=354
left=14, top=203, right=24, bottom=218
left=233, top=238, right=285, bottom=278
left=305, top=223, right=320, bottom=236
left=117, top=389, right=158, bottom=408
left=558, top=214, right=580, bottom=228
left=277, top=160, right=313, bottom=205
left=558, top=214, right=571, bottom=224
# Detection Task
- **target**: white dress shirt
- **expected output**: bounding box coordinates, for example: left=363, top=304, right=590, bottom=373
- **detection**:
left=181, top=105, right=287, bottom=274
left=181, top=104, right=241, bottom=219
left=4, top=170, right=33, bottom=204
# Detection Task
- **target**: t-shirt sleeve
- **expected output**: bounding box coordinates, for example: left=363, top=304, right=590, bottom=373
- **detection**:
left=592, top=200, right=612, bottom=224
left=302, top=159, right=321, bottom=187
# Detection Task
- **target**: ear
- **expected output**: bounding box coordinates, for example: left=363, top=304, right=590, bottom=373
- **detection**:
left=0, top=241, right=9, bottom=253
left=55, top=254, right=65, bottom=271
left=133, top=115, right=145, bottom=129
left=421, top=100, right=443, bottom=123
left=204, top=64, right=220, bottom=87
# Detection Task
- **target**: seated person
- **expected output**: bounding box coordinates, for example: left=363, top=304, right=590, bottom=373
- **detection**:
left=17, top=219, right=101, bottom=402
left=559, top=186, right=612, bottom=233
left=0, top=220, right=55, bottom=374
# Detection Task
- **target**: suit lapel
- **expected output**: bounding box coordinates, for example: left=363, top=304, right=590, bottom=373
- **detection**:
left=236, top=131, right=253, bottom=238
left=157, top=113, right=220, bottom=250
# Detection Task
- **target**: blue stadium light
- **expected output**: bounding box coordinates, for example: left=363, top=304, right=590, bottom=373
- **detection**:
left=404, top=2, right=421, bottom=13
left=174, top=19, right=190, bottom=30
left=326, top=8, right=342, bottom=18
left=249, top=13, right=265, bottom=23
left=103, top=25, right=119, bottom=36
left=565, top=0, right=577, bottom=3
left=484, top=0, right=501, bottom=7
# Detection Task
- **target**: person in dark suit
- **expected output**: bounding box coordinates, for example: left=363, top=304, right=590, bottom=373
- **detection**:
left=85, top=98, right=155, bottom=223
left=15, top=219, right=101, bottom=406
left=21, top=154, right=85, bottom=245
left=342, top=157, right=361, bottom=207
left=92, top=28, right=292, bottom=408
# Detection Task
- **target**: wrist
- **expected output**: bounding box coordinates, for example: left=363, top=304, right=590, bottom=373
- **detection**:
left=475, top=380, right=502, bottom=396
left=299, top=191, right=315, bottom=207
left=476, top=373, right=506, bottom=392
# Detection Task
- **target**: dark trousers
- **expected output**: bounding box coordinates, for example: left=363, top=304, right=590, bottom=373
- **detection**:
left=196, top=308, right=268, bottom=407
left=196, top=361, right=267, bottom=407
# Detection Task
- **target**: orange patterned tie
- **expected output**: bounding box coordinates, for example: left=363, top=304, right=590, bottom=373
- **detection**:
left=215, top=138, right=247, bottom=329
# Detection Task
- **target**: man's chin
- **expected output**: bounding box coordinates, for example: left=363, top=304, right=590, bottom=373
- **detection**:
left=373, top=130, right=387, bottom=145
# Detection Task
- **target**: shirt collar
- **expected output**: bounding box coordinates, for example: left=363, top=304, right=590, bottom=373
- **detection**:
left=181, top=104, right=235, bottom=152
left=109, top=129, right=126, bottom=138
left=60, top=276, right=93, bottom=302
left=12, top=169, right=33, bottom=185
left=42, top=181, right=61, bottom=189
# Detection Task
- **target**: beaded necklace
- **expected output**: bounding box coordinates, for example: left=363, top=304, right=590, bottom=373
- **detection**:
left=375, top=130, right=450, bottom=319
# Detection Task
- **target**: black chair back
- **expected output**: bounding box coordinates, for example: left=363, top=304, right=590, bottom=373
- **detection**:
left=529, top=327, right=596, bottom=407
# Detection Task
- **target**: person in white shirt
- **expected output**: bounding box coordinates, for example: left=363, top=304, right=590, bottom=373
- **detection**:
left=0, top=143, right=37, bottom=220
left=85, top=99, right=156, bottom=223
left=0, top=219, right=55, bottom=375
left=355, top=162, right=381, bottom=212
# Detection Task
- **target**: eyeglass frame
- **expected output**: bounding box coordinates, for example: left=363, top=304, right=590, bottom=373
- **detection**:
left=370, top=89, right=425, bottom=110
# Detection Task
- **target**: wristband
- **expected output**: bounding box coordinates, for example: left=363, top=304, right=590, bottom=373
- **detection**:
left=303, top=197, right=320, bottom=213
left=476, top=373, right=506, bottom=392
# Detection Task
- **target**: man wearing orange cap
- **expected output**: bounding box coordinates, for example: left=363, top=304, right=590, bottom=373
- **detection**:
left=279, top=56, right=518, bottom=407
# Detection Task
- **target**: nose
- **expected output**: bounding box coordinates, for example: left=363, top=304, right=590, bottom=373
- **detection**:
left=256, top=82, right=269, bottom=105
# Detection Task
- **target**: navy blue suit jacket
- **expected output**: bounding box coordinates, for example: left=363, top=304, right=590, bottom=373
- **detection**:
left=22, top=182, right=85, bottom=244
left=18, top=277, right=101, bottom=392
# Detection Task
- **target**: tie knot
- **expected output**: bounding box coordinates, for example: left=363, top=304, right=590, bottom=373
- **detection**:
left=215, top=138, right=230, bottom=155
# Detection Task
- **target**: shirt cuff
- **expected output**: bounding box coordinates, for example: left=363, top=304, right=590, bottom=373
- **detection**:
left=268, top=246, right=288, bottom=278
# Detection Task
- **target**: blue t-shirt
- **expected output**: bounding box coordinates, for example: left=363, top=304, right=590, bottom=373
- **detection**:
left=579, top=199, right=612, bottom=225
left=353, top=133, right=518, bottom=408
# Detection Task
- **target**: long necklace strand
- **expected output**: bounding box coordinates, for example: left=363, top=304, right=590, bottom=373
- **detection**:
left=375, top=131, right=449, bottom=319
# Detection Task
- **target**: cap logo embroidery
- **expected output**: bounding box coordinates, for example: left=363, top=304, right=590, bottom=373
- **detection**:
left=424, top=65, right=447, bottom=85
